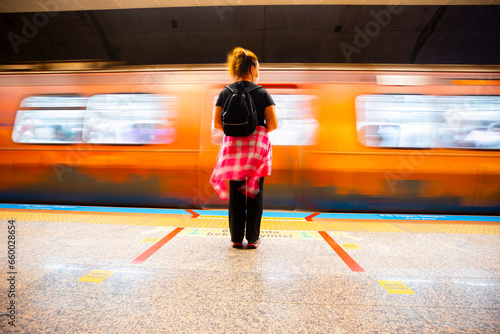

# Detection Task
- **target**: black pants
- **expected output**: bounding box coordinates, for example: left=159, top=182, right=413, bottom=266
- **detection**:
left=228, top=177, right=264, bottom=243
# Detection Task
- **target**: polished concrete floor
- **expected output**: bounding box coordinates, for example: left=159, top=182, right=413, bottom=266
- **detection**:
left=0, top=208, right=498, bottom=333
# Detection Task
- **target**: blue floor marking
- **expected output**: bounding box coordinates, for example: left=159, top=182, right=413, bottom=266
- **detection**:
left=1, top=203, right=499, bottom=222
left=193, top=210, right=227, bottom=216
left=316, top=213, right=500, bottom=222
left=0, top=204, right=189, bottom=216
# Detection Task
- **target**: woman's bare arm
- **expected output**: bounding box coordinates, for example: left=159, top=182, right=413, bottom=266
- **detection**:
left=214, top=106, right=223, bottom=131
left=264, top=105, right=278, bottom=132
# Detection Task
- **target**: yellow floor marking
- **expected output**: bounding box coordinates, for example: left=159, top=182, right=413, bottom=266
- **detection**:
left=358, top=223, right=407, bottom=233
left=431, top=224, right=500, bottom=234
left=185, top=219, right=228, bottom=229
left=140, top=237, right=161, bottom=243
left=143, top=217, right=188, bottom=227
left=472, top=225, right=500, bottom=234
left=318, top=221, right=366, bottom=232
left=1, top=211, right=498, bottom=235
left=340, top=243, right=361, bottom=249
left=78, top=270, right=114, bottom=283
left=392, top=223, right=442, bottom=233
left=378, top=280, right=415, bottom=294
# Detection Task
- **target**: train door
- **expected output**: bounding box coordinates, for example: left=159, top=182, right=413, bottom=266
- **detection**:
left=261, top=84, right=319, bottom=210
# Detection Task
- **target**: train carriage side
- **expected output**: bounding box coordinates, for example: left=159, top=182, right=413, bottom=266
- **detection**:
left=302, top=67, right=500, bottom=213
left=0, top=70, right=203, bottom=207
left=1, top=65, right=499, bottom=214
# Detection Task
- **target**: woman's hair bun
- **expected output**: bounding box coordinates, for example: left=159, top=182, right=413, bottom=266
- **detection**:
left=227, top=47, right=258, bottom=79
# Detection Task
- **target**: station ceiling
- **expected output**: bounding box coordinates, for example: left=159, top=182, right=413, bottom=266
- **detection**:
left=0, top=1, right=498, bottom=13
left=0, top=2, right=499, bottom=66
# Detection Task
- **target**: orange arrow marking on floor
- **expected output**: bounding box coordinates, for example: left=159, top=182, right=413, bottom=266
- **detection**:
left=131, top=227, right=184, bottom=264
left=318, top=231, right=364, bottom=272
left=305, top=213, right=320, bottom=221
left=186, top=209, right=200, bottom=218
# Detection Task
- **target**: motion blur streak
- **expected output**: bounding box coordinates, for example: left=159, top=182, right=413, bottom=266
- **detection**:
left=0, top=64, right=499, bottom=214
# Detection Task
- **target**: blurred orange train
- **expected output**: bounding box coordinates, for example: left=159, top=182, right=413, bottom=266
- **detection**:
left=0, top=64, right=499, bottom=214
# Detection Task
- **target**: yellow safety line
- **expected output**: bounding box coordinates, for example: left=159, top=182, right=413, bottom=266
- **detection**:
left=0, top=211, right=498, bottom=235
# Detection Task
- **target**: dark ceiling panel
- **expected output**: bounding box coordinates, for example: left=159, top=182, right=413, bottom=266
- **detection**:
left=340, top=5, right=439, bottom=31
left=337, top=30, right=422, bottom=63
left=264, top=5, right=347, bottom=30
left=265, top=30, right=340, bottom=63
left=0, top=5, right=499, bottom=66
left=93, top=6, right=265, bottom=34
left=0, top=11, right=108, bottom=62
left=106, top=30, right=265, bottom=64
left=415, top=31, right=500, bottom=64
left=434, top=5, right=500, bottom=32
left=92, top=8, right=172, bottom=35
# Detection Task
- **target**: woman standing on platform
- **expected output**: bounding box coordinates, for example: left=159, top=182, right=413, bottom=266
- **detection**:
left=210, top=47, right=278, bottom=249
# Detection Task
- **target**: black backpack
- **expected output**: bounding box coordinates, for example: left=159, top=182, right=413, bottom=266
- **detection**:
left=221, top=82, right=261, bottom=137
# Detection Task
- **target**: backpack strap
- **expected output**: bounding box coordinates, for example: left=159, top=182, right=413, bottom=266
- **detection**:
left=225, top=82, right=262, bottom=94
left=225, top=84, right=235, bottom=93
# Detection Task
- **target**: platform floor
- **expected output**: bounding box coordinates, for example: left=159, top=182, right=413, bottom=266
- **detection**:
left=0, top=205, right=499, bottom=333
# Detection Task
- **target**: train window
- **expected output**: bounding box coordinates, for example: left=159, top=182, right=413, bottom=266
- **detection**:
left=12, top=95, right=88, bottom=144
left=82, top=94, right=178, bottom=145
left=269, top=95, right=319, bottom=145
left=356, top=95, right=500, bottom=149
left=211, top=94, right=319, bottom=146
left=435, top=96, right=500, bottom=149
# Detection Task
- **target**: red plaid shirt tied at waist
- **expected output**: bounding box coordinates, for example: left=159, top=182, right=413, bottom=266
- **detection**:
left=210, top=126, right=272, bottom=200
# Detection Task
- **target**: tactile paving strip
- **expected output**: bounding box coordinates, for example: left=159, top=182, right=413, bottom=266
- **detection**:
left=318, top=221, right=367, bottom=232
left=356, top=223, right=408, bottom=233
left=1, top=210, right=498, bottom=234
left=391, top=223, right=442, bottom=233
left=427, top=223, right=500, bottom=234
